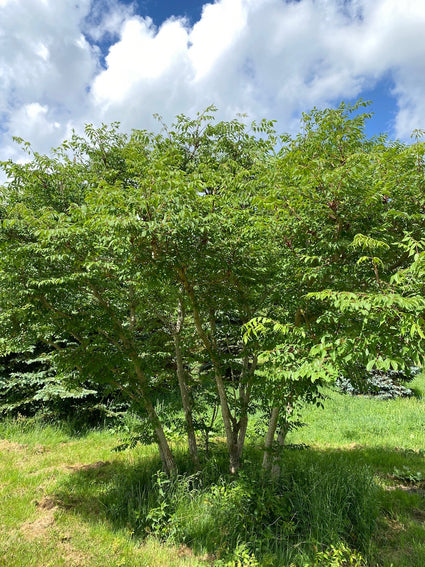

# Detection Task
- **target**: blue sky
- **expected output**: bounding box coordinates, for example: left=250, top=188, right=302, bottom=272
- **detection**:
left=1, top=0, right=425, bottom=166
left=348, top=76, right=397, bottom=138
left=132, top=1, right=206, bottom=26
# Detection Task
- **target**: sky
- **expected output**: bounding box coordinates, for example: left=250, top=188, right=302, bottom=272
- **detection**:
left=1, top=0, right=425, bottom=166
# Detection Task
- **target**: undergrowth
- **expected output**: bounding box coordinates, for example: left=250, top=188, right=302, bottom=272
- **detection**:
left=2, top=372, right=425, bottom=565
left=57, top=446, right=379, bottom=565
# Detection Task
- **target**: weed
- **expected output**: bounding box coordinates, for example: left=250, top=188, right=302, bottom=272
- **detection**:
left=392, top=466, right=423, bottom=484
left=310, top=542, right=366, bottom=566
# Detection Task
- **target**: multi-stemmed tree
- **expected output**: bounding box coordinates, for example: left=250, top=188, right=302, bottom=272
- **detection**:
left=1, top=102, right=424, bottom=475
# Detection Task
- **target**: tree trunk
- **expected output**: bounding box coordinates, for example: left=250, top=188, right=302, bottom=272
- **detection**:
left=90, top=283, right=176, bottom=474
left=236, top=354, right=257, bottom=461
left=263, top=406, right=280, bottom=471
left=179, top=269, right=250, bottom=474
left=215, top=368, right=241, bottom=473
left=229, top=439, right=240, bottom=475
left=271, top=426, right=288, bottom=478
left=180, top=270, right=240, bottom=473
left=237, top=414, right=248, bottom=462
left=132, top=356, right=177, bottom=476
left=263, top=406, right=290, bottom=477
left=148, top=397, right=177, bottom=475
left=173, top=330, right=199, bottom=469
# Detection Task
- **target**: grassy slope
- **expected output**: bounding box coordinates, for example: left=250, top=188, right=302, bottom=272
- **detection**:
left=0, top=374, right=424, bottom=566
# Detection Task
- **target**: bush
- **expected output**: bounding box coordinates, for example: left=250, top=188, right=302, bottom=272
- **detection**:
left=336, top=367, right=420, bottom=399
left=310, top=543, right=366, bottom=566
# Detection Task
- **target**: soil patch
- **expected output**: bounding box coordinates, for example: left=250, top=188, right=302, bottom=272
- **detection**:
left=385, top=483, right=425, bottom=494
left=59, top=541, right=90, bottom=567
left=66, top=461, right=110, bottom=472
left=0, top=439, right=26, bottom=452
left=36, top=496, right=57, bottom=510
left=20, top=496, right=58, bottom=540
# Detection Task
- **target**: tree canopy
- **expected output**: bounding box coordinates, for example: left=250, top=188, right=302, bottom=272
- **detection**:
left=1, top=102, right=424, bottom=474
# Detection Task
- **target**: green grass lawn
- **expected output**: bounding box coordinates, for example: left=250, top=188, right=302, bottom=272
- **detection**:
left=0, top=374, right=424, bottom=566
left=0, top=424, right=207, bottom=567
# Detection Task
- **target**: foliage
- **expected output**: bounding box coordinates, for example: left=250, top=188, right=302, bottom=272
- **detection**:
left=335, top=368, right=419, bottom=399
left=214, top=543, right=260, bottom=567
left=392, top=465, right=423, bottom=484
left=310, top=543, right=366, bottom=566
left=0, top=109, right=282, bottom=473
left=0, top=346, right=119, bottom=422
left=98, top=449, right=378, bottom=565
left=1, top=100, right=425, bottom=475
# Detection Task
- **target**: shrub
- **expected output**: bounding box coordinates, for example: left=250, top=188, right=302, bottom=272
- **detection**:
left=336, top=367, right=420, bottom=399
left=310, top=542, right=366, bottom=566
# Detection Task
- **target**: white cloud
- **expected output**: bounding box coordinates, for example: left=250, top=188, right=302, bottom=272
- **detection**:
left=92, top=17, right=191, bottom=105
left=1, top=0, right=425, bottom=171
left=9, top=102, right=61, bottom=142
left=188, top=0, right=248, bottom=79
left=83, top=0, right=135, bottom=42
left=359, top=0, right=425, bottom=138
left=0, top=0, right=97, bottom=142
left=83, top=0, right=425, bottom=136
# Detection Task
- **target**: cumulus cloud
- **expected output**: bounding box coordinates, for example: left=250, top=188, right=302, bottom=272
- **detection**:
left=0, top=0, right=95, bottom=159
left=92, top=17, right=191, bottom=105
left=1, top=0, right=425, bottom=168
left=83, top=0, right=135, bottom=43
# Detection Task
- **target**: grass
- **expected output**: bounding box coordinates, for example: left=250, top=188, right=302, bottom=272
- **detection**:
left=286, top=372, right=425, bottom=567
left=0, top=373, right=424, bottom=566
left=0, top=419, right=206, bottom=567
left=288, top=376, right=425, bottom=449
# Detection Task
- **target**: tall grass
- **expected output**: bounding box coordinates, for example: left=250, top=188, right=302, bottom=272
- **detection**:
left=59, top=445, right=377, bottom=565
left=0, top=413, right=69, bottom=444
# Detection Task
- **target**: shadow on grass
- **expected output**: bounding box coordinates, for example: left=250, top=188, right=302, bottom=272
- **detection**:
left=52, top=443, right=425, bottom=566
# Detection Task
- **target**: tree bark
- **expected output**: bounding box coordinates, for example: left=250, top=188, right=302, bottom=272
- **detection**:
left=271, top=426, right=288, bottom=478
left=81, top=283, right=177, bottom=475
left=215, top=367, right=241, bottom=474
left=196, top=324, right=238, bottom=470
left=263, top=405, right=290, bottom=477
left=179, top=269, right=241, bottom=473
left=173, top=328, right=199, bottom=469
left=132, top=356, right=177, bottom=475
left=236, top=354, right=257, bottom=461
left=263, top=406, right=280, bottom=471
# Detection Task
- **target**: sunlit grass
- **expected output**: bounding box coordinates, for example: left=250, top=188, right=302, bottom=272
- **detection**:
left=288, top=372, right=425, bottom=450
left=0, top=375, right=424, bottom=566
left=0, top=421, right=206, bottom=567
left=284, top=372, right=425, bottom=566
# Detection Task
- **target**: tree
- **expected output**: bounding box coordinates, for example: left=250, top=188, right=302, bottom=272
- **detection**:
left=245, top=102, right=425, bottom=466
left=1, top=102, right=424, bottom=476
left=0, top=111, right=281, bottom=474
